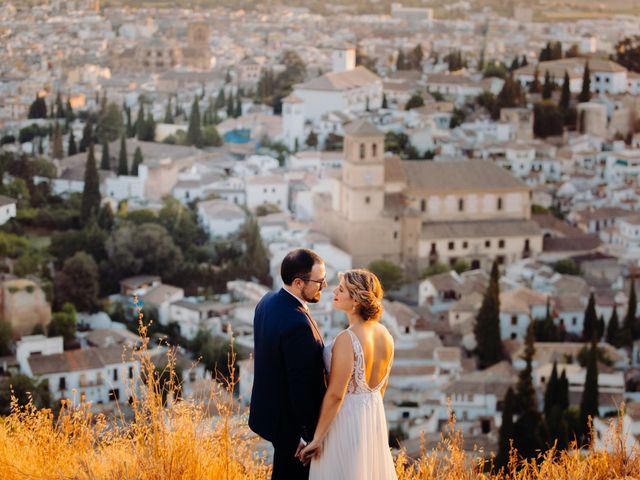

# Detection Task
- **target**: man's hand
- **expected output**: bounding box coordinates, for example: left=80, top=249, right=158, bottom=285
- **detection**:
left=298, top=438, right=322, bottom=464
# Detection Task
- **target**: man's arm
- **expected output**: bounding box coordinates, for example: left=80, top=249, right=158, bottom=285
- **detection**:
left=281, top=321, right=322, bottom=441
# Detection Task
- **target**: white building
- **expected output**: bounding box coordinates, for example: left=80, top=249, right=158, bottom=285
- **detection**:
left=514, top=58, right=629, bottom=95
left=292, top=66, right=383, bottom=123
left=0, top=195, right=16, bottom=225
left=244, top=175, right=289, bottom=212
left=197, top=199, right=247, bottom=238
left=169, top=299, right=228, bottom=340
left=104, top=165, right=148, bottom=200
left=17, top=335, right=140, bottom=405
left=282, top=94, right=306, bottom=152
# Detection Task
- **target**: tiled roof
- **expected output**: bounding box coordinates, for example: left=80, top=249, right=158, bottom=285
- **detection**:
left=403, top=160, right=529, bottom=193
left=421, top=219, right=541, bottom=240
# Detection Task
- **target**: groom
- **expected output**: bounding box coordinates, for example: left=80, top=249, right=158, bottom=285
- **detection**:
left=249, top=248, right=328, bottom=480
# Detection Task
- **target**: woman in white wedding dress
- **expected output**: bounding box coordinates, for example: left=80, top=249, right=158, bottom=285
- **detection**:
left=299, top=269, right=397, bottom=480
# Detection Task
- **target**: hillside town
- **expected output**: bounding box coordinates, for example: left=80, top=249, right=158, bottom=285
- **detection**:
left=2, top=0, right=640, bottom=466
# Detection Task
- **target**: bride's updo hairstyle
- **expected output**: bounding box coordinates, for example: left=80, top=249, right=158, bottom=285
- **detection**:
left=340, top=269, right=384, bottom=321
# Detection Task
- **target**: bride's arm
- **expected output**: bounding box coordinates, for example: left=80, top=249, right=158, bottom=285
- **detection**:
left=298, top=332, right=353, bottom=461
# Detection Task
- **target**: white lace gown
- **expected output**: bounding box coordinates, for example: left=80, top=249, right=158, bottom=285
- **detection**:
left=310, top=329, right=397, bottom=480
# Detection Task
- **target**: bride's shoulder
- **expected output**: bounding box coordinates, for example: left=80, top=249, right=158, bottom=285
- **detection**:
left=375, top=323, right=394, bottom=345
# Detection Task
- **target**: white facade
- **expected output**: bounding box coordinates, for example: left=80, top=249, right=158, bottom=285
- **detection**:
left=105, top=165, right=148, bottom=200
left=331, top=47, right=356, bottom=73
left=0, top=197, right=17, bottom=225
left=197, top=199, right=246, bottom=239
left=169, top=300, right=224, bottom=340
left=245, top=175, right=289, bottom=211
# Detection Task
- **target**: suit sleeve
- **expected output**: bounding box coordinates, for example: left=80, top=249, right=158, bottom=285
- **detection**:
left=281, top=320, right=321, bottom=442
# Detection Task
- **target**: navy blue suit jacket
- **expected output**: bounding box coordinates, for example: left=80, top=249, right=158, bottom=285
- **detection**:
left=249, top=288, right=326, bottom=443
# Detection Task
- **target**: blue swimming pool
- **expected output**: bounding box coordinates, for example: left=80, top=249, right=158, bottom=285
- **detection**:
left=224, top=128, right=251, bottom=144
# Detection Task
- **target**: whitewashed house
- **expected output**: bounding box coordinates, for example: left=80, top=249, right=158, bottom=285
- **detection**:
left=244, top=175, right=289, bottom=212
left=197, top=199, right=246, bottom=238
left=169, top=299, right=230, bottom=340
left=0, top=195, right=16, bottom=225
left=17, top=335, right=140, bottom=405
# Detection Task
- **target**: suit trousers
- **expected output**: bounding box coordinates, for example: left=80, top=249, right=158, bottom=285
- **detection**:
left=271, top=433, right=309, bottom=480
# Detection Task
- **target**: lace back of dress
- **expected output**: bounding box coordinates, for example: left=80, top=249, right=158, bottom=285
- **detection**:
left=346, top=329, right=379, bottom=394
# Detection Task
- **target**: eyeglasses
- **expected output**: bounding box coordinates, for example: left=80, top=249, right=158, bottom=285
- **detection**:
left=300, top=276, right=327, bottom=287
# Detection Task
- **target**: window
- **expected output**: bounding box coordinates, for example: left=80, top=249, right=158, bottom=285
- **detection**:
left=462, top=241, right=468, bottom=249
left=113, top=369, right=118, bottom=382
left=365, top=196, right=370, bottom=204
left=129, top=367, right=134, bottom=379
left=511, top=315, right=518, bottom=325
left=421, top=199, right=426, bottom=212
left=458, top=198, right=464, bottom=211
left=497, top=255, right=505, bottom=264
left=448, top=241, right=455, bottom=250
left=497, top=197, right=503, bottom=210
left=359, top=143, right=366, bottom=160
left=393, top=231, right=398, bottom=239
left=372, top=143, right=377, bottom=157
left=430, top=242, right=436, bottom=253
left=498, top=239, right=505, bottom=249
left=59, top=377, right=66, bottom=391
left=572, top=317, right=577, bottom=326
left=485, top=240, right=491, bottom=248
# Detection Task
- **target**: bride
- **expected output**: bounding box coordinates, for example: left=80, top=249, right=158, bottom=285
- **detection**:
left=298, top=269, right=397, bottom=480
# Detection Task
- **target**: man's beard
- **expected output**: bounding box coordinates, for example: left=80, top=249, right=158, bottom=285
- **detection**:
left=302, top=289, right=321, bottom=303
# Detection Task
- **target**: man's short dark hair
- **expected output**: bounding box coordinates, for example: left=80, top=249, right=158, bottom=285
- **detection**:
left=281, top=249, right=323, bottom=286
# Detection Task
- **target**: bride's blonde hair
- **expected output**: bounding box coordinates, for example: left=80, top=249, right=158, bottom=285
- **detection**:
left=340, top=269, right=384, bottom=321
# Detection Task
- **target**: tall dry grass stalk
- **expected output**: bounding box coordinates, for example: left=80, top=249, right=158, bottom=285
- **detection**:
left=0, top=298, right=639, bottom=479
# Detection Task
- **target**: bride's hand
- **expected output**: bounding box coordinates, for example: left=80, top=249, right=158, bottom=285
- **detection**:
left=298, top=439, right=322, bottom=464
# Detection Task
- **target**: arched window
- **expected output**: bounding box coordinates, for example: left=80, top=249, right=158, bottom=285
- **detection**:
left=360, top=143, right=366, bottom=160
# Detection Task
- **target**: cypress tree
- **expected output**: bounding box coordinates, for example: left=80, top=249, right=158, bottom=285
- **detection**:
left=135, top=103, right=145, bottom=141
left=542, top=70, right=554, bottom=100
left=382, top=93, right=388, bottom=109
left=474, top=260, right=504, bottom=368
left=52, top=123, right=64, bottom=159
left=215, top=88, right=226, bottom=109
left=117, top=135, right=128, bottom=176
left=582, top=292, right=598, bottom=341
left=187, top=98, right=203, bottom=147
left=80, top=144, right=100, bottom=224
left=496, top=387, right=515, bottom=469
left=97, top=202, right=115, bottom=231
left=100, top=141, right=110, bottom=170
left=226, top=91, right=234, bottom=118
left=559, top=71, right=571, bottom=110
left=164, top=98, right=174, bottom=124
left=579, top=339, right=599, bottom=443
left=28, top=95, right=47, bottom=119
left=513, top=322, right=545, bottom=460
left=509, top=56, right=520, bottom=71
left=624, top=279, right=637, bottom=342
left=68, top=129, right=78, bottom=156
left=234, top=95, right=242, bottom=118
left=125, top=105, right=134, bottom=137
left=55, top=91, right=65, bottom=118
left=544, top=361, right=559, bottom=420
left=530, top=66, right=542, bottom=94
left=396, top=49, right=406, bottom=71
left=80, top=118, right=94, bottom=153
left=131, top=146, right=143, bottom=176
left=579, top=62, right=591, bottom=103
left=596, top=315, right=605, bottom=342
left=558, top=369, right=569, bottom=411
left=65, top=98, right=74, bottom=124
left=521, top=55, right=528, bottom=67
left=606, top=306, right=621, bottom=347
left=143, top=112, right=156, bottom=141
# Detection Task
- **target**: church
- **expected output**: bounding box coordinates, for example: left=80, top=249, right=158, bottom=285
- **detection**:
left=315, top=120, right=543, bottom=272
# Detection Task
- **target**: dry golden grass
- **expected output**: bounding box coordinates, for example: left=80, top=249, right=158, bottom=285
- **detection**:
left=1, top=301, right=639, bottom=479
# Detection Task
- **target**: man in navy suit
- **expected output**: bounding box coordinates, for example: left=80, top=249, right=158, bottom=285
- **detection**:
left=249, top=249, right=328, bottom=480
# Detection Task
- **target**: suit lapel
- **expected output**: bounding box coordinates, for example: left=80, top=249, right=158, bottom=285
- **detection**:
left=303, top=308, right=324, bottom=347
